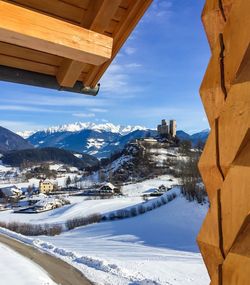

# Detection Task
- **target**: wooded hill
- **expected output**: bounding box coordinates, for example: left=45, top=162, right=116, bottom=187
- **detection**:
left=2, top=147, right=99, bottom=169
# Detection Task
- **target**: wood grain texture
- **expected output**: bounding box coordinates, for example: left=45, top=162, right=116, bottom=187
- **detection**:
left=0, top=1, right=113, bottom=65
left=198, top=0, right=250, bottom=284
left=0, top=0, right=152, bottom=90
left=57, top=0, right=122, bottom=87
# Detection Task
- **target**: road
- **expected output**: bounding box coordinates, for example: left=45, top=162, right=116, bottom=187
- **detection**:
left=0, top=234, right=93, bottom=285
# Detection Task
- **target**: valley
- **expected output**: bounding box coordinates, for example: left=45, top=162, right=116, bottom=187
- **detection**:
left=0, top=122, right=209, bottom=284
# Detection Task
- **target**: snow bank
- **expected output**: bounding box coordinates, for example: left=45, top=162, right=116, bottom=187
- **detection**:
left=0, top=242, right=56, bottom=285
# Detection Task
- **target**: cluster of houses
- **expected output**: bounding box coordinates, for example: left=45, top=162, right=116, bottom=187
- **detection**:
left=0, top=180, right=120, bottom=203
left=0, top=169, right=19, bottom=182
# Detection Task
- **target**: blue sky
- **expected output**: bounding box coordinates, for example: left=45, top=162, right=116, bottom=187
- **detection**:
left=0, top=0, right=210, bottom=134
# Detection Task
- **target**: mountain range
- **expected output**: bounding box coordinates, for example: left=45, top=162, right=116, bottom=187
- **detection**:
left=17, top=122, right=147, bottom=139
left=176, top=129, right=209, bottom=146
left=18, top=122, right=209, bottom=158
left=1, top=122, right=210, bottom=159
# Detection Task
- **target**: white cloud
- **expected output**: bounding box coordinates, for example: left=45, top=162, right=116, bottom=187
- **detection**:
left=124, top=47, right=136, bottom=55
left=89, top=108, right=108, bottom=113
left=0, top=120, right=46, bottom=132
left=0, top=104, right=70, bottom=113
left=72, top=113, right=95, bottom=118
left=1, top=92, right=106, bottom=108
left=125, top=63, right=142, bottom=68
left=144, top=0, right=173, bottom=22
left=100, top=63, right=144, bottom=96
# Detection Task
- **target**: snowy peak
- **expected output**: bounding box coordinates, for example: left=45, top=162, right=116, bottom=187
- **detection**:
left=18, top=122, right=147, bottom=138
left=17, top=130, right=34, bottom=139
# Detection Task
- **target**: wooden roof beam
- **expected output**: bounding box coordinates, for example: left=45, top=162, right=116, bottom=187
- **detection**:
left=56, top=0, right=122, bottom=88
left=85, top=0, right=153, bottom=88
left=0, top=1, right=113, bottom=66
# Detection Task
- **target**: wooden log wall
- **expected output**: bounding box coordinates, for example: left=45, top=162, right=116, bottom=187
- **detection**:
left=197, top=0, right=250, bottom=284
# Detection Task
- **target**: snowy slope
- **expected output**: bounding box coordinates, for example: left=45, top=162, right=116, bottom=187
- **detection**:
left=0, top=174, right=209, bottom=285
left=0, top=194, right=209, bottom=285
left=39, top=195, right=209, bottom=285
left=122, top=174, right=179, bottom=197
left=0, top=196, right=143, bottom=225
left=0, top=243, right=56, bottom=285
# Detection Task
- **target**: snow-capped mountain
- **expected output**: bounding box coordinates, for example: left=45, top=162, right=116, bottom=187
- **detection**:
left=25, top=123, right=156, bottom=159
left=17, top=122, right=209, bottom=159
left=17, top=130, right=34, bottom=139
left=18, top=122, right=147, bottom=138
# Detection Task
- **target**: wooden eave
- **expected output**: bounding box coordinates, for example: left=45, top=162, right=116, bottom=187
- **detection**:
left=0, top=0, right=153, bottom=94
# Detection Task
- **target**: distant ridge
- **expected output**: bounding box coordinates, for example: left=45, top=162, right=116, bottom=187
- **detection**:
left=2, top=147, right=99, bottom=169
left=0, top=126, right=34, bottom=153
left=15, top=122, right=209, bottom=158
left=18, top=122, right=147, bottom=138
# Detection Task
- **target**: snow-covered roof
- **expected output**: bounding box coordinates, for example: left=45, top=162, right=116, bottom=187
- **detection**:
left=159, top=184, right=166, bottom=189
left=0, top=186, right=22, bottom=197
left=40, top=179, right=56, bottom=185
left=143, top=138, right=157, bottom=142
left=100, top=183, right=117, bottom=190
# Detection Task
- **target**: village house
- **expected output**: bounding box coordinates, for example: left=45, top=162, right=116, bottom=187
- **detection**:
left=39, top=179, right=57, bottom=194
left=0, top=185, right=22, bottom=202
left=98, top=183, right=119, bottom=195
left=158, top=185, right=167, bottom=192
left=57, top=166, right=68, bottom=174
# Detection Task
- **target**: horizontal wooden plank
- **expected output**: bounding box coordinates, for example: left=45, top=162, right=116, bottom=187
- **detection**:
left=0, top=53, right=57, bottom=75
left=7, top=0, right=85, bottom=24
left=0, top=1, right=113, bottom=66
left=0, top=41, right=62, bottom=66
left=59, top=0, right=90, bottom=10
left=57, top=0, right=121, bottom=87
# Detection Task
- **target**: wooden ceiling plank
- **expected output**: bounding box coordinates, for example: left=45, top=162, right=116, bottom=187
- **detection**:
left=59, top=0, right=90, bottom=10
left=0, top=53, right=57, bottom=75
left=57, top=0, right=121, bottom=87
left=7, top=0, right=84, bottom=24
left=0, top=1, right=113, bottom=67
left=84, top=0, right=153, bottom=87
left=0, top=41, right=62, bottom=66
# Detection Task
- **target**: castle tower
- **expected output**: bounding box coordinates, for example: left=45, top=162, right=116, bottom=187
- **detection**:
left=157, top=119, right=169, bottom=136
left=169, top=120, right=176, bottom=137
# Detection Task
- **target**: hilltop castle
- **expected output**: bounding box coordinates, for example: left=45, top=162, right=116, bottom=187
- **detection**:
left=157, top=119, right=176, bottom=137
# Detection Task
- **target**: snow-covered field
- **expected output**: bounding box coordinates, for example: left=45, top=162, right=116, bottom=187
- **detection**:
left=122, top=175, right=178, bottom=197
left=0, top=175, right=209, bottom=284
left=0, top=196, right=143, bottom=225
left=37, top=195, right=209, bottom=285
left=0, top=242, right=56, bottom=285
